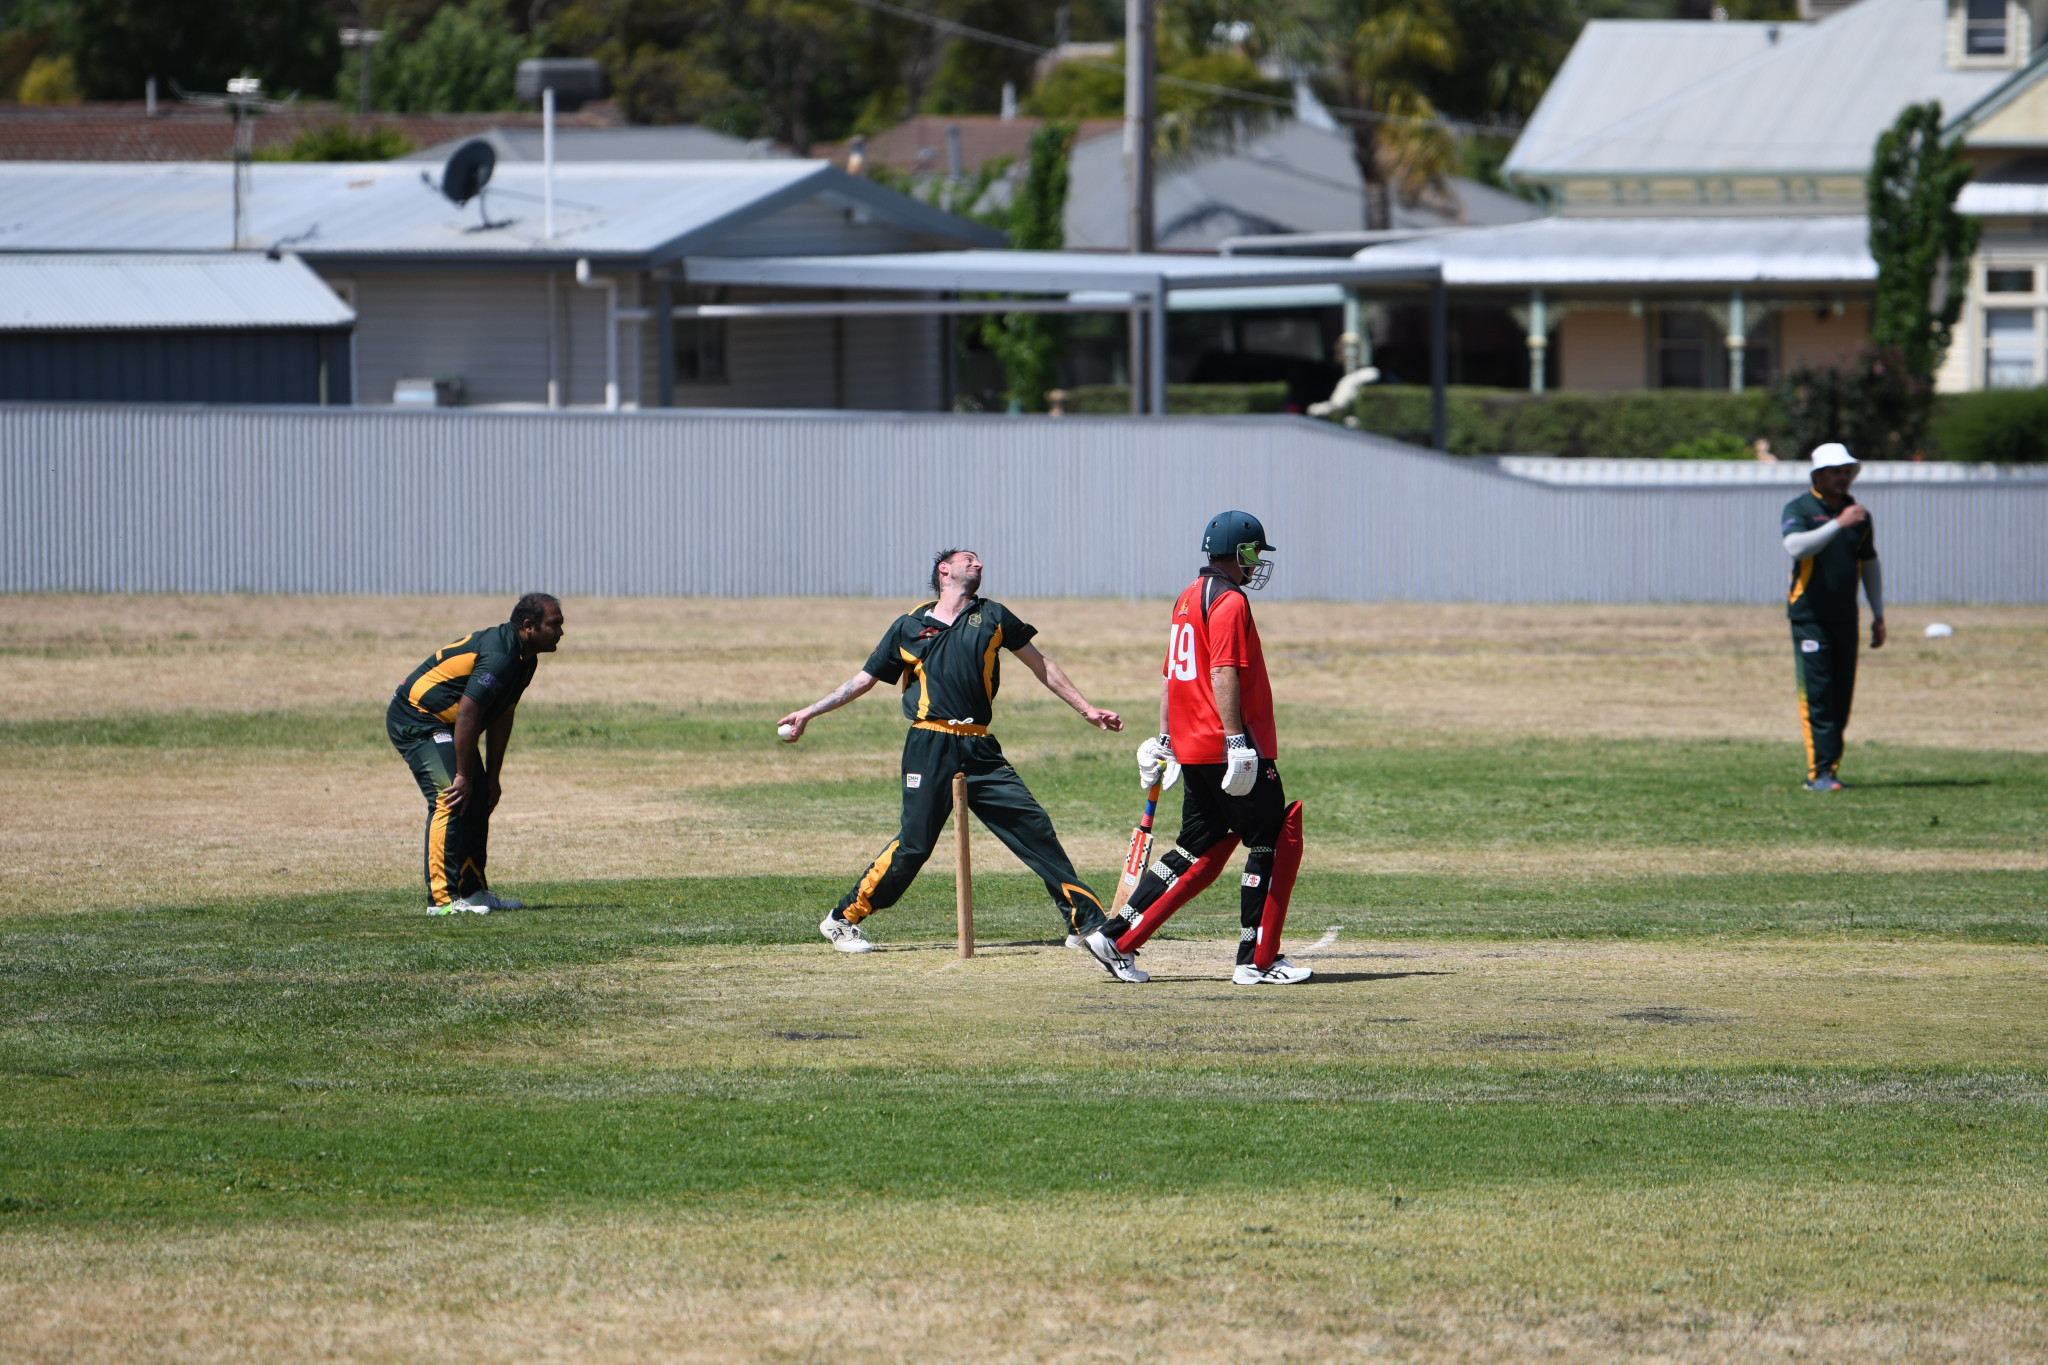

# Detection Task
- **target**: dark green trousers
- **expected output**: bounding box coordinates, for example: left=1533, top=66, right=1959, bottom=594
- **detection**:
left=836, top=727, right=1110, bottom=937
left=1792, top=620, right=1859, bottom=781
left=387, top=705, right=490, bottom=905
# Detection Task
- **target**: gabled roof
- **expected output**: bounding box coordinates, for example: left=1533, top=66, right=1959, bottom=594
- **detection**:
left=0, top=253, right=355, bottom=330
left=1350, top=216, right=1874, bottom=287
left=1508, top=0, right=2007, bottom=179
left=1945, top=44, right=2048, bottom=144
left=1503, top=20, right=1794, bottom=179
left=1065, top=120, right=1537, bottom=251
left=0, top=160, right=1002, bottom=266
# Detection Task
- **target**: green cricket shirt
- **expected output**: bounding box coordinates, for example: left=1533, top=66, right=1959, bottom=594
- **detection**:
left=1782, top=489, right=1876, bottom=625
left=863, top=598, right=1038, bottom=728
left=391, top=622, right=538, bottom=728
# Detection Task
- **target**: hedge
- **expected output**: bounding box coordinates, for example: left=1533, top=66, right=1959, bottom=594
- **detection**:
left=1062, top=383, right=1289, bottom=415
left=1927, top=388, right=2048, bottom=463
left=1340, top=386, right=1783, bottom=459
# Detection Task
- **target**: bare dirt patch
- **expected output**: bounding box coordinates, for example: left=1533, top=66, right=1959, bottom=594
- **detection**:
left=496, top=938, right=2048, bottom=1077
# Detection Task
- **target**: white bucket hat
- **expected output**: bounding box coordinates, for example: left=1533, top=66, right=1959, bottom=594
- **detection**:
left=1810, top=442, right=1859, bottom=468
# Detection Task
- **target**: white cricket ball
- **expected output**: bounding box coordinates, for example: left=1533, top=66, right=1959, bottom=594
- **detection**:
left=778, top=723, right=797, bottom=740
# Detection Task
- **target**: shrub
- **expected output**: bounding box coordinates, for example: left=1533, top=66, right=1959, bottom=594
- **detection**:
left=1342, top=386, right=1780, bottom=459
left=1063, top=383, right=1289, bottom=415
left=1665, top=430, right=1752, bottom=460
left=1774, top=348, right=1930, bottom=461
left=254, top=123, right=415, bottom=161
left=1928, top=388, right=2048, bottom=463
left=17, top=53, right=80, bottom=104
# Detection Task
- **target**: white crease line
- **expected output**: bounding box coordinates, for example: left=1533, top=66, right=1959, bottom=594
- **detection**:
left=1295, top=925, right=1343, bottom=955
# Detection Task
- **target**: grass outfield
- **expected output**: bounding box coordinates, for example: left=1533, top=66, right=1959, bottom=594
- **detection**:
left=2, top=597, right=2046, bottom=1362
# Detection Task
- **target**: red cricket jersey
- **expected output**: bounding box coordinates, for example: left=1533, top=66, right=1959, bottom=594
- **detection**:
left=1163, top=570, right=1276, bottom=764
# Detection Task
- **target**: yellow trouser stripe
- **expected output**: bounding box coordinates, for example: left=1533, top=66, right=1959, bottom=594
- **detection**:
left=913, top=720, right=989, bottom=736
left=427, top=798, right=454, bottom=905
left=845, top=840, right=899, bottom=924
left=1796, top=673, right=1817, bottom=780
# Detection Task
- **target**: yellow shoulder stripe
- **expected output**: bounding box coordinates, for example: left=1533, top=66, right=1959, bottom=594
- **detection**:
left=409, top=652, right=478, bottom=720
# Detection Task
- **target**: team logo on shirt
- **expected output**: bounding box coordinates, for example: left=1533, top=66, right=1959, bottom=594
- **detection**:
left=968, top=613, right=982, bottom=626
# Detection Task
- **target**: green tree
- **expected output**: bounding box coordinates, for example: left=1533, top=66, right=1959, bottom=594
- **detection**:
left=1313, top=0, right=1461, bottom=228
left=20, top=0, right=338, bottom=100
left=979, top=120, right=1075, bottom=412
left=1867, top=100, right=1978, bottom=389
left=349, top=0, right=543, bottom=113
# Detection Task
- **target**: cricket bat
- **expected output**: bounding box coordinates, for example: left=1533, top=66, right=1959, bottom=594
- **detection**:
left=1109, top=781, right=1163, bottom=916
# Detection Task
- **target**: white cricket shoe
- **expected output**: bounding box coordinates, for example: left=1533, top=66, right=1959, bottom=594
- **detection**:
left=470, top=889, right=524, bottom=910
left=1064, top=933, right=1083, bottom=949
left=1233, top=957, right=1312, bottom=985
left=820, top=913, right=874, bottom=954
left=433, top=897, right=489, bottom=916
left=1082, top=929, right=1148, bottom=983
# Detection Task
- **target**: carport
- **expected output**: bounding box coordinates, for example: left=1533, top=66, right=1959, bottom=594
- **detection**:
left=682, top=250, right=1448, bottom=441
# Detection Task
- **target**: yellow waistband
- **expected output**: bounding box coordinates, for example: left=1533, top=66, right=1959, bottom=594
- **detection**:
left=913, top=720, right=990, bottom=736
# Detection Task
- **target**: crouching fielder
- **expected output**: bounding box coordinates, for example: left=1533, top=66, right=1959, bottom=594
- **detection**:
left=1115, top=512, right=1310, bottom=985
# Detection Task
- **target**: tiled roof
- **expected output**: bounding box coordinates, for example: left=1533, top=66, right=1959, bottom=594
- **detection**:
left=0, top=102, right=624, bottom=162
left=818, top=115, right=1124, bottom=175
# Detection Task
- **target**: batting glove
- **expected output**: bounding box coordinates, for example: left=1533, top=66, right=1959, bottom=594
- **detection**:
left=1137, top=734, right=1181, bottom=791
left=1221, top=733, right=1258, bottom=796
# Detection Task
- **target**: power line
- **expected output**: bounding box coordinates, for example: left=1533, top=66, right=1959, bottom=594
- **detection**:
left=838, top=0, right=1521, bottom=139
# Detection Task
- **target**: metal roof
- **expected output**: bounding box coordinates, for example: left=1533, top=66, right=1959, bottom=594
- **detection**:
left=0, top=253, right=355, bottom=330
left=0, top=160, right=1001, bottom=265
left=1066, top=120, right=1537, bottom=252
left=399, top=125, right=787, bottom=164
left=1957, top=182, right=2048, bottom=214
left=681, top=249, right=1440, bottom=295
left=1507, top=0, right=2007, bottom=179
left=1350, top=216, right=1875, bottom=288
left=1503, top=20, right=1792, bottom=180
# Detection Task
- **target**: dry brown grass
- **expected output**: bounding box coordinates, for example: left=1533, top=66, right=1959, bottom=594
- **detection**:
left=2, top=596, right=2043, bottom=912
left=5, top=1192, right=2043, bottom=1364
left=3, top=594, right=2044, bottom=747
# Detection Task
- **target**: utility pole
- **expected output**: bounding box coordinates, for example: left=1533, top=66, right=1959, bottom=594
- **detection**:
left=1124, top=0, right=1155, bottom=253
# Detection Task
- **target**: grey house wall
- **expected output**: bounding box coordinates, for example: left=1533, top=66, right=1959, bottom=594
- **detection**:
left=3, top=406, right=2040, bottom=601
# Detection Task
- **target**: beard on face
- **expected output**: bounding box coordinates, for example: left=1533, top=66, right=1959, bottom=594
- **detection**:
left=957, top=567, right=982, bottom=594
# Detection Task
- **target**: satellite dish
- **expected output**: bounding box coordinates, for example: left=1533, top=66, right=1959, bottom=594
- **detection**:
left=441, top=139, right=496, bottom=206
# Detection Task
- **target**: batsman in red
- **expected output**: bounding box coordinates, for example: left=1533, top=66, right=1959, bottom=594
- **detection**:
left=1115, top=511, right=1311, bottom=985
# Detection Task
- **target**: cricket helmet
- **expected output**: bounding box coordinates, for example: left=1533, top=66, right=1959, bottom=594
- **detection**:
left=1202, top=510, right=1275, bottom=589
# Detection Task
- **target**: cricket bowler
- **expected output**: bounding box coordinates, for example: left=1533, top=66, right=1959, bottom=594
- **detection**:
left=1113, top=511, right=1310, bottom=985
left=1782, top=443, right=1885, bottom=791
left=387, top=593, right=564, bottom=913
left=777, top=549, right=1147, bottom=981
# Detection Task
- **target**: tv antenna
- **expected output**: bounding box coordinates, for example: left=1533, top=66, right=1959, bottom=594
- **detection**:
left=174, top=77, right=295, bottom=249
left=427, top=139, right=513, bottom=231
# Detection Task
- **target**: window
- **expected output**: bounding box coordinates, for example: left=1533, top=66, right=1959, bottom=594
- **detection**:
left=672, top=288, right=727, bottom=384
left=1656, top=310, right=1713, bottom=388
left=1966, top=0, right=2008, bottom=56
left=1984, top=308, right=2036, bottom=387
left=1987, top=267, right=2035, bottom=293
left=1654, top=308, right=1778, bottom=389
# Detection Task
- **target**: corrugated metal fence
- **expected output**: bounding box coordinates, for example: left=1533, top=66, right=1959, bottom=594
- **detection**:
left=3, top=405, right=2041, bottom=602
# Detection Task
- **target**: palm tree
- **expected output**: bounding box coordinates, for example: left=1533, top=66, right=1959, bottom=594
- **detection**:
left=1315, top=0, right=1461, bottom=229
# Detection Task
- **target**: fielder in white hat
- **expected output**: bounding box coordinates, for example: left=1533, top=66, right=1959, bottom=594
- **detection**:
left=1779, top=442, right=1886, bottom=791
